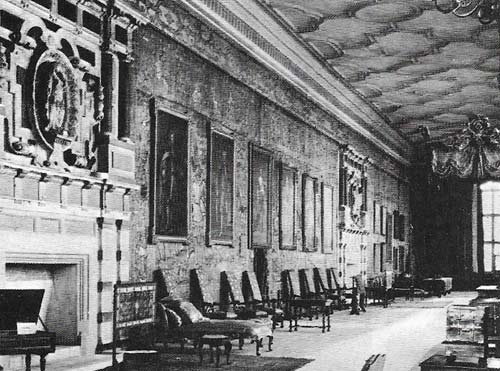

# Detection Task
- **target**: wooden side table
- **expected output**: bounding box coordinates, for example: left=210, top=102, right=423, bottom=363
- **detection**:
left=198, top=335, right=232, bottom=368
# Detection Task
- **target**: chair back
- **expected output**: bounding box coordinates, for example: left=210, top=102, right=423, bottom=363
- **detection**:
left=153, top=268, right=180, bottom=300
left=313, top=268, right=329, bottom=293
left=281, top=270, right=292, bottom=300
left=299, top=268, right=316, bottom=297
left=190, top=269, right=218, bottom=307
left=221, top=271, right=245, bottom=305
left=327, top=268, right=342, bottom=292
left=288, top=270, right=301, bottom=298
left=242, top=271, right=263, bottom=303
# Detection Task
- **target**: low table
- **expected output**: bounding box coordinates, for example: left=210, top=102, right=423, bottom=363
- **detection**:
left=198, top=335, right=232, bottom=368
left=288, top=299, right=331, bottom=333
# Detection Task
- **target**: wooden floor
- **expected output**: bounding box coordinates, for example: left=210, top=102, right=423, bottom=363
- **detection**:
left=17, top=292, right=477, bottom=371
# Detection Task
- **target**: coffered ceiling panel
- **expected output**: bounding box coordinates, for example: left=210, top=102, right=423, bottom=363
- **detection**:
left=268, top=0, right=500, bottom=143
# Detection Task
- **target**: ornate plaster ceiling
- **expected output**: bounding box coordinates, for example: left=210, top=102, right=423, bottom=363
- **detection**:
left=268, top=0, right=500, bottom=143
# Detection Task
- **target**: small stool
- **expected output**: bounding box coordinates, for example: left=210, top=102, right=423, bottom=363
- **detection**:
left=198, top=335, right=232, bottom=368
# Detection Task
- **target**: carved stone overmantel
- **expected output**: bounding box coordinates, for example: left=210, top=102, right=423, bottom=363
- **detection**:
left=339, top=145, right=369, bottom=232
left=0, top=0, right=144, bottom=183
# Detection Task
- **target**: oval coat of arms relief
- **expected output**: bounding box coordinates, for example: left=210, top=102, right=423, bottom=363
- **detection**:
left=33, top=49, right=80, bottom=150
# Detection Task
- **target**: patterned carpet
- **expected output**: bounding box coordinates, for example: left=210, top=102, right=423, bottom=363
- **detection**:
left=101, top=351, right=312, bottom=371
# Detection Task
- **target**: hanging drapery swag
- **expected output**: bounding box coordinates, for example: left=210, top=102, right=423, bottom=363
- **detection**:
left=432, top=115, right=500, bottom=179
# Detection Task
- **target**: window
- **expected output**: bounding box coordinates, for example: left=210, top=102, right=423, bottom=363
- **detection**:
left=208, top=131, right=234, bottom=244
left=279, top=164, right=296, bottom=250
left=481, top=181, right=500, bottom=272
left=249, top=146, right=272, bottom=249
left=154, top=111, right=188, bottom=237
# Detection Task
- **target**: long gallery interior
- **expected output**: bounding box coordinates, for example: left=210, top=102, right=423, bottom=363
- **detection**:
left=1, top=0, right=500, bottom=370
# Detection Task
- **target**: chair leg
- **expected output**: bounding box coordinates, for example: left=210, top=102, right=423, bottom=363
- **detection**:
left=209, top=346, right=214, bottom=363
left=40, top=355, right=46, bottom=371
left=255, top=337, right=263, bottom=356
left=215, top=346, right=221, bottom=368
left=224, top=341, right=232, bottom=365
left=199, top=344, right=204, bottom=365
left=25, top=354, right=31, bottom=371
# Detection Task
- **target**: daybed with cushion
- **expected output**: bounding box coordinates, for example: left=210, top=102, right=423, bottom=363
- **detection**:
left=157, top=298, right=273, bottom=356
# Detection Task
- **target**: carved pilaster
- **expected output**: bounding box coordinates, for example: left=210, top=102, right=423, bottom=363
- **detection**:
left=100, top=51, right=119, bottom=137
left=118, top=57, right=133, bottom=142
left=0, top=42, right=8, bottom=154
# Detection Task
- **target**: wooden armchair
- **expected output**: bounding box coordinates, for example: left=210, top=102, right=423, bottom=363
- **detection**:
left=242, top=271, right=284, bottom=330
left=220, top=271, right=267, bottom=320
left=282, top=269, right=331, bottom=333
left=313, top=267, right=342, bottom=310
left=190, top=269, right=235, bottom=320
left=326, top=268, right=351, bottom=309
left=366, top=275, right=388, bottom=307
left=300, top=268, right=335, bottom=315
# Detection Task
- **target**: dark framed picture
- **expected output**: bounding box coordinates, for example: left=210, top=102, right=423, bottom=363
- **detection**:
left=279, top=164, right=296, bottom=250
left=249, top=145, right=273, bottom=249
left=208, top=131, right=234, bottom=244
left=153, top=109, right=189, bottom=238
left=373, top=201, right=379, bottom=234
left=399, top=214, right=405, bottom=241
left=322, top=183, right=335, bottom=254
left=302, top=174, right=318, bottom=252
left=315, top=180, right=322, bottom=250
left=380, top=205, right=387, bottom=236
left=393, top=210, right=400, bottom=240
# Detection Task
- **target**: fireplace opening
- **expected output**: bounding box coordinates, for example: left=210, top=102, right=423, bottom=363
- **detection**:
left=5, top=263, right=79, bottom=346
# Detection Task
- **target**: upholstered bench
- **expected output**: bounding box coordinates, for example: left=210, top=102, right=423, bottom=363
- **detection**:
left=158, top=301, right=274, bottom=356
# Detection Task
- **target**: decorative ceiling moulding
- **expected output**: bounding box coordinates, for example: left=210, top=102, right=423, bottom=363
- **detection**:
left=434, top=0, right=500, bottom=89
left=175, top=0, right=412, bottom=165
left=431, top=115, right=500, bottom=180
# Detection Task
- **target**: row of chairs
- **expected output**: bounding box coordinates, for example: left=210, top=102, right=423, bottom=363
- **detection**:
left=190, top=269, right=285, bottom=330
left=161, top=267, right=391, bottom=338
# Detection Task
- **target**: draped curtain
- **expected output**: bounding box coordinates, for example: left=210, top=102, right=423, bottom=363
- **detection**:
left=432, top=115, right=500, bottom=179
